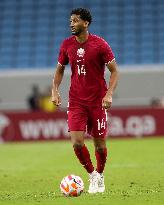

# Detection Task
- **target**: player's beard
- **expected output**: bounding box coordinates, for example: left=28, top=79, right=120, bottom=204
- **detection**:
left=71, top=27, right=83, bottom=36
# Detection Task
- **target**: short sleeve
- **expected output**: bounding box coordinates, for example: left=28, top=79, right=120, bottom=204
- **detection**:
left=58, top=41, right=69, bottom=66
left=100, top=40, right=115, bottom=64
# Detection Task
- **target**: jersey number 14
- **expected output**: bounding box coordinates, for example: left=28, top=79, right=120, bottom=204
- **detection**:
left=77, top=65, right=86, bottom=75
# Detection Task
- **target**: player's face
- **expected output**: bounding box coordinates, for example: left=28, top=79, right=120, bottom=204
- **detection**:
left=70, top=14, right=88, bottom=35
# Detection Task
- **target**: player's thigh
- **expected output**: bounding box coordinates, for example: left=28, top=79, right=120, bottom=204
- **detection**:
left=68, top=104, right=88, bottom=130
left=89, top=106, right=108, bottom=138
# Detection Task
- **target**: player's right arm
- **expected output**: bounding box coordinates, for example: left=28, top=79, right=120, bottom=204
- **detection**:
left=51, top=63, right=65, bottom=106
left=52, top=39, right=69, bottom=106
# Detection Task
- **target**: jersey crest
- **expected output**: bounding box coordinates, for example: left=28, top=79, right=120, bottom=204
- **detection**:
left=77, top=48, right=85, bottom=57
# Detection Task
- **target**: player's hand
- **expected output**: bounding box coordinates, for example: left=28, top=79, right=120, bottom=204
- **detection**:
left=51, top=90, right=61, bottom=106
left=102, top=94, right=112, bottom=109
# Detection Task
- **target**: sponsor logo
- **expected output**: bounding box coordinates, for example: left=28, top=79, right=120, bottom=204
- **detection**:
left=19, top=119, right=69, bottom=140
left=108, top=115, right=156, bottom=137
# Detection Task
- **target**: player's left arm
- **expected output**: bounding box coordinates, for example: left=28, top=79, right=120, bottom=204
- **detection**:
left=102, top=59, right=119, bottom=109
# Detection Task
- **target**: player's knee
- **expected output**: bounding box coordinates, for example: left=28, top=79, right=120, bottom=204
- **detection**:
left=73, top=142, right=84, bottom=149
left=95, top=145, right=106, bottom=153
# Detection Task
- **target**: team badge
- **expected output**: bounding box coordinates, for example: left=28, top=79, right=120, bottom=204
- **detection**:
left=77, top=48, right=85, bottom=57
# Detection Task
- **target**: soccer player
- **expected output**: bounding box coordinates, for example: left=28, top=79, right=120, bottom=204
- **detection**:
left=51, top=8, right=119, bottom=193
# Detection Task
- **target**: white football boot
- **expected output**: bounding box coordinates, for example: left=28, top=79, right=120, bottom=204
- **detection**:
left=88, top=170, right=98, bottom=194
left=97, top=173, right=105, bottom=193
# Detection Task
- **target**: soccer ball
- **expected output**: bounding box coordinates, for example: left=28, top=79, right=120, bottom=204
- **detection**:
left=60, top=175, right=84, bottom=197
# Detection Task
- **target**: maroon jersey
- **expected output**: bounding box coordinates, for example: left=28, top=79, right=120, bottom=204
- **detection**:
left=58, top=34, right=115, bottom=106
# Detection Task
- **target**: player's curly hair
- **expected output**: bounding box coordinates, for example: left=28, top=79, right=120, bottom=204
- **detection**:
left=71, top=8, right=92, bottom=25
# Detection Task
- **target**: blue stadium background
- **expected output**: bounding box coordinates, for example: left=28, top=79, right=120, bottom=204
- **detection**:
left=0, top=0, right=164, bottom=69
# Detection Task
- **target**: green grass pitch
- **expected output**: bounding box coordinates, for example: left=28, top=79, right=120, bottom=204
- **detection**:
left=0, top=137, right=164, bottom=205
